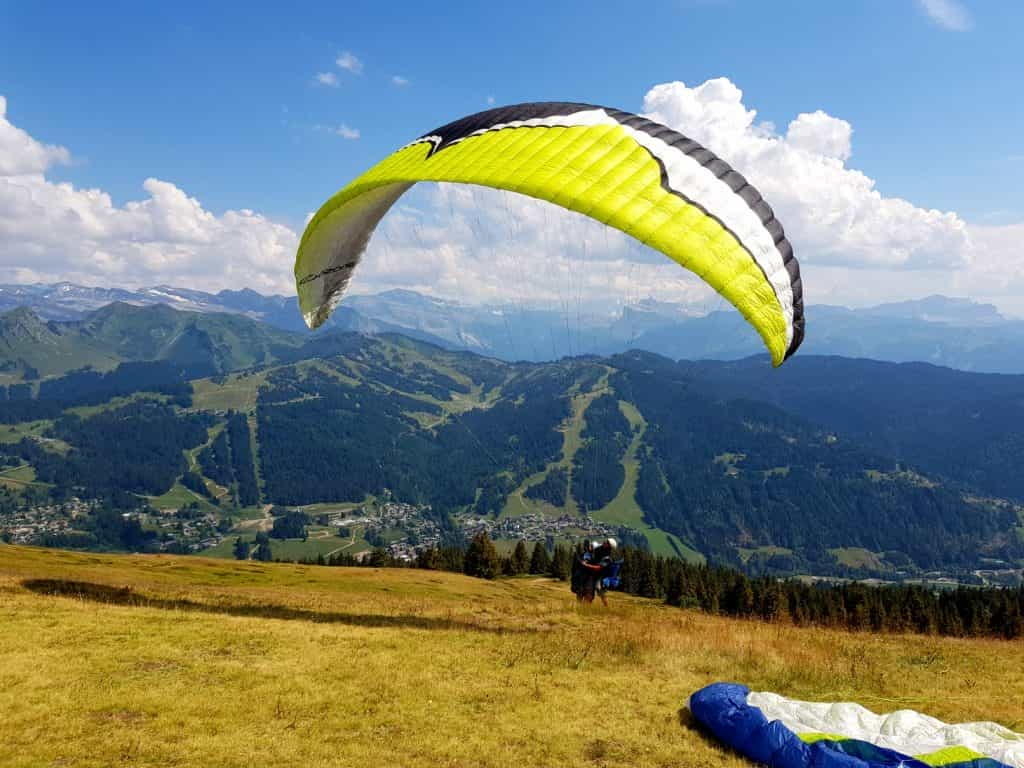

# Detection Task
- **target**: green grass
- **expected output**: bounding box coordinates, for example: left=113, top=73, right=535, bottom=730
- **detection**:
left=65, top=393, right=168, bottom=419
left=0, top=463, right=38, bottom=486
left=714, top=452, right=746, bottom=476
left=3, top=546, right=1023, bottom=768
left=0, top=421, right=69, bottom=456
left=865, top=468, right=938, bottom=488
left=831, top=547, right=889, bottom=571
left=190, top=371, right=268, bottom=412
left=147, top=482, right=220, bottom=514
left=0, top=421, right=52, bottom=444
left=202, top=528, right=357, bottom=561
left=737, top=546, right=793, bottom=564
left=0, top=463, right=35, bottom=480
left=299, top=498, right=373, bottom=516
left=232, top=505, right=272, bottom=521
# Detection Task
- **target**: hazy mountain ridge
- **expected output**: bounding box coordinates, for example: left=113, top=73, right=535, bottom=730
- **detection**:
left=4, top=282, right=1024, bottom=372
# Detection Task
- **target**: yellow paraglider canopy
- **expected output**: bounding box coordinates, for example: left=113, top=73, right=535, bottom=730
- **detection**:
left=295, top=102, right=803, bottom=365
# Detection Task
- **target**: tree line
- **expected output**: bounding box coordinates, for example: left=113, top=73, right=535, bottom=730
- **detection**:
left=288, top=534, right=1023, bottom=641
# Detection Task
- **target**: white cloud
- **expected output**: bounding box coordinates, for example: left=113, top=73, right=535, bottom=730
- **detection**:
left=335, top=51, right=363, bottom=74
left=349, top=78, right=1002, bottom=314
left=0, top=96, right=71, bottom=176
left=2, top=81, right=1021, bottom=319
left=642, top=78, right=970, bottom=271
left=391, top=75, right=409, bottom=87
left=785, top=110, right=852, bottom=162
left=917, top=0, right=972, bottom=31
left=330, top=123, right=360, bottom=140
left=486, top=95, right=496, bottom=106
left=0, top=95, right=297, bottom=294
left=314, top=72, right=339, bottom=88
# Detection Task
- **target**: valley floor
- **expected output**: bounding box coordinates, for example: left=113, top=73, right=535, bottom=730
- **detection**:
left=1, top=545, right=1022, bottom=768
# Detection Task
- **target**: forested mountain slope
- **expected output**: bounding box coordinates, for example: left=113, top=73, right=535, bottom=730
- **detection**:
left=1, top=303, right=1021, bottom=575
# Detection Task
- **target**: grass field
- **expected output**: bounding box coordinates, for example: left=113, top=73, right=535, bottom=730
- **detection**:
left=0, top=421, right=70, bottom=458
left=66, top=393, right=168, bottom=419
left=0, top=463, right=38, bottom=488
left=190, top=371, right=268, bottom=412
left=737, top=546, right=794, bottom=564
left=831, top=547, right=889, bottom=571
left=146, top=481, right=220, bottom=514
left=1, top=545, right=1022, bottom=768
left=202, top=526, right=361, bottom=561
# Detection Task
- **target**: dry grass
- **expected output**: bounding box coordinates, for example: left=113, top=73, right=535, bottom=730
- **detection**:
left=1, top=545, right=1022, bottom=768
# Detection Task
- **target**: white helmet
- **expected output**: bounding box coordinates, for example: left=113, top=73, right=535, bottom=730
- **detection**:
left=605, top=537, right=618, bottom=550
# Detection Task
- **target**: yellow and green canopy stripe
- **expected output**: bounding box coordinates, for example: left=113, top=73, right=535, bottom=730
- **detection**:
left=295, top=102, right=804, bottom=365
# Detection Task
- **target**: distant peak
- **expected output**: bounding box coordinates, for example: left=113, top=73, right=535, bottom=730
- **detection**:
left=866, top=295, right=1005, bottom=325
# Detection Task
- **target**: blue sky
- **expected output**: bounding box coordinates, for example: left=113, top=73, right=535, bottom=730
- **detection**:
left=0, top=0, right=1022, bottom=309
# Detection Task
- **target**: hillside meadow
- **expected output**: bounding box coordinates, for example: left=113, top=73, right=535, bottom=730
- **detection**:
left=1, top=545, right=1022, bottom=767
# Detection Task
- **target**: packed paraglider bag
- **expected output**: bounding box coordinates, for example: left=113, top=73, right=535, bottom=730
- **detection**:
left=600, top=560, right=623, bottom=591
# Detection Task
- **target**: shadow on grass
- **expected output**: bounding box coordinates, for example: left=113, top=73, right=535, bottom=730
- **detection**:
left=21, top=578, right=530, bottom=635
left=678, top=706, right=738, bottom=752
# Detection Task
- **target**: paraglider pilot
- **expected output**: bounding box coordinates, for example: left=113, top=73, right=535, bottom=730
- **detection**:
left=572, top=537, right=618, bottom=605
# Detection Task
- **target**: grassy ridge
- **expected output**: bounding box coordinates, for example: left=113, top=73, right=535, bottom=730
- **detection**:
left=1, top=545, right=1022, bottom=768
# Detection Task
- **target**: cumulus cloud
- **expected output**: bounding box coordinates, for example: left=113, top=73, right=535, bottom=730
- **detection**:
left=330, top=123, right=360, bottom=140
left=0, top=95, right=297, bottom=294
left=314, top=72, right=339, bottom=87
left=785, top=110, right=852, bottom=162
left=0, top=96, right=71, bottom=176
left=917, top=0, right=972, bottom=31
left=335, top=51, right=362, bottom=74
left=1, top=82, right=1019, bottom=318
left=391, top=75, right=409, bottom=87
left=349, top=78, right=1001, bottom=313
left=642, top=78, right=971, bottom=271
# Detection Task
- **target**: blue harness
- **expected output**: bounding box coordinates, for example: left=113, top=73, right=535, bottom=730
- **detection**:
left=600, top=560, right=622, bottom=590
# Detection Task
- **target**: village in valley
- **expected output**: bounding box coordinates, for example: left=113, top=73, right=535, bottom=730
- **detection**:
left=1, top=479, right=630, bottom=567
left=3, top=489, right=1022, bottom=588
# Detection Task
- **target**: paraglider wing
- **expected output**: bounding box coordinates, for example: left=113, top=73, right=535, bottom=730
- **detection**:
left=688, top=683, right=1024, bottom=767
left=295, top=102, right=804, bottom=365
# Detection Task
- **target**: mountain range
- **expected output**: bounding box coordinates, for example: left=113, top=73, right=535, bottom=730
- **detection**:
left=3, top=282, right=1024, bottom=373
left=0, top=298, right=1022, bottom=578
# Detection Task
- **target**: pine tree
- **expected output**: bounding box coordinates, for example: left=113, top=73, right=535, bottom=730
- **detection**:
left=511, top=540, right=529, bottom=575
left=529, top=541, right=551, bottom=574
left=232, top=536, right=249, bottom=560
left=464, top=532, right=501, bottom=580
left=255, top=540, right=273, bottom=562
left=639, top=555, right=662, bottom=599
left=549, top=544, right=572, bottom=581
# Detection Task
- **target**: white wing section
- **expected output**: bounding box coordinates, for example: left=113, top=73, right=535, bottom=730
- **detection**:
left=749, top=691, right=1024, bottom=767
